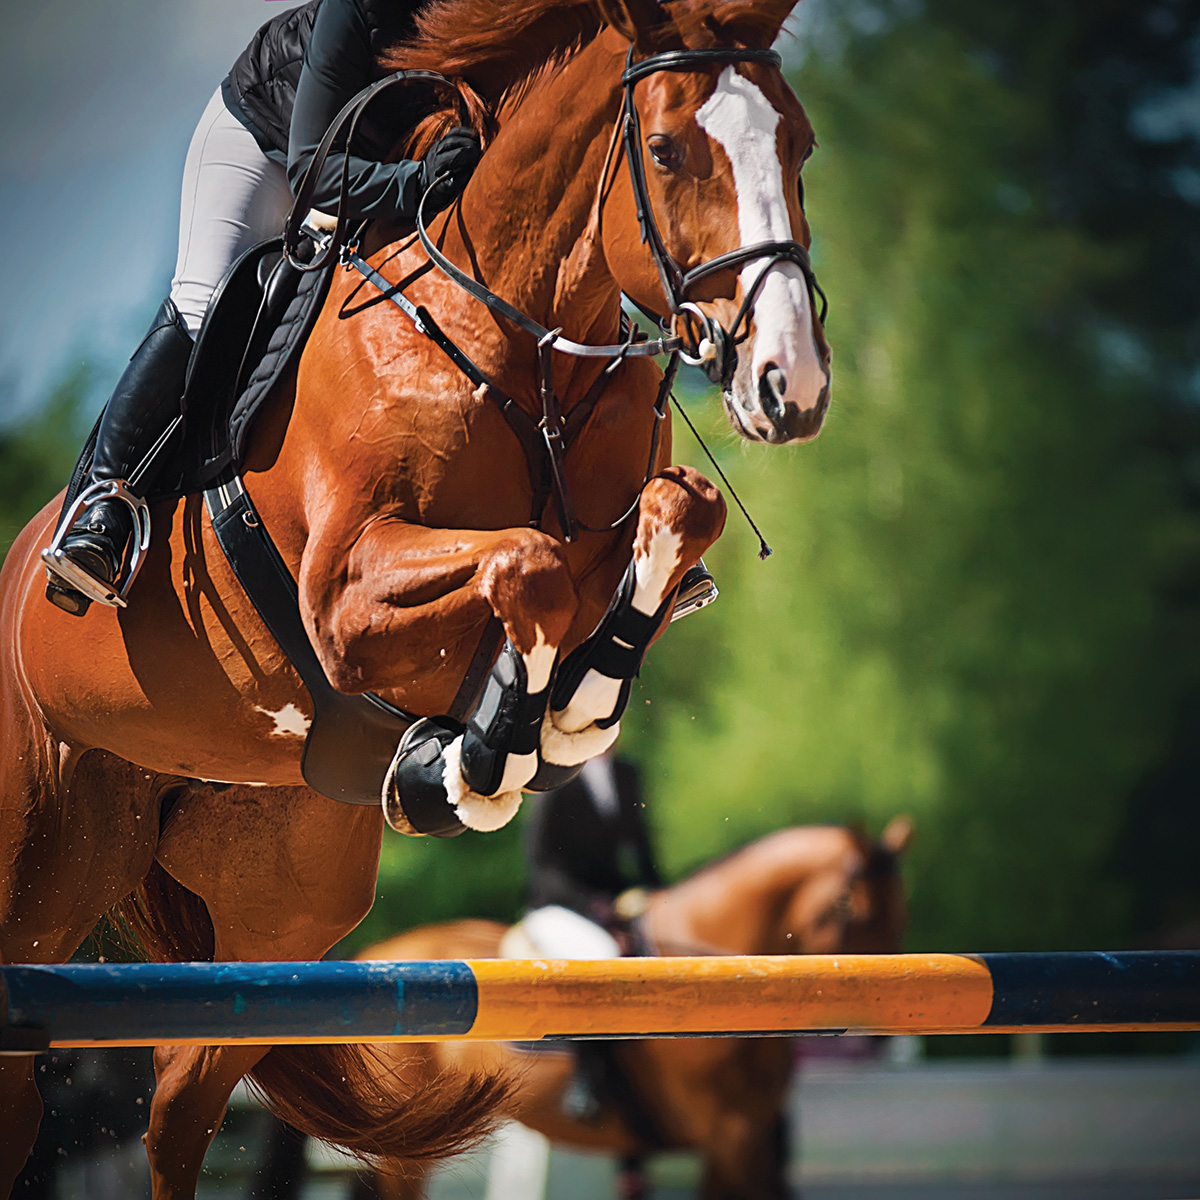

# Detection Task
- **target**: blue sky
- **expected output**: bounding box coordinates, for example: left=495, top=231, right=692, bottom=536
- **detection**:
left=0, top=2, right=283, bottom=423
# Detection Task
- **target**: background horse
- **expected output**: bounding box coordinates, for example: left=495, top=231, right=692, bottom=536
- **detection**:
left=353, top=820, right=911, bottom=1200
left=0, top=0, right=827, bottom=1195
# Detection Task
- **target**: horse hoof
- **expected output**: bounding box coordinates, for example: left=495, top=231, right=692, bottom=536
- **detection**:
left=381, top=717, right=467, bottom=838
left=524, top=757, right=585, bottom=792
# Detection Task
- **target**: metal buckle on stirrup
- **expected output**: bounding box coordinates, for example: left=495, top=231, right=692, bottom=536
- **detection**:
left=670, top=561, right=719, bottom=623
left=40, top=480, right=152, bottom=609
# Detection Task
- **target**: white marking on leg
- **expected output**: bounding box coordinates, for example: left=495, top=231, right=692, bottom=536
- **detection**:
left=523, top=626, right=555, bottom=694
left=697, top=69, right=827, bottom=421
left=254, top=703, right=311, bottom=738
left=632, top=524, right=683, bottom=615
left=554, top=669, right=621, bottom=733
left=551, top=526, right=680, bottom=738
left=497, top=748, right=538, bottom=794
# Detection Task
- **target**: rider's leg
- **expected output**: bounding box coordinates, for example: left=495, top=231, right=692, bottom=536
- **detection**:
left=44, top=298, right=194, bottom=613
left=45, top=89, right=292, bottom=615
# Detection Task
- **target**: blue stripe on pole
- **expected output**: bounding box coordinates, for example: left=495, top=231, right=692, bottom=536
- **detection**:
left=3, top=960, right=479, bottom=1044
left=981, top=951, right=1200, bottom=1026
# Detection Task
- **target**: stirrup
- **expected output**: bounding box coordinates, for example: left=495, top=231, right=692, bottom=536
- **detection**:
left=40, top=480, right=152, bottom=609
left=670, top=560, right=718, bottom=622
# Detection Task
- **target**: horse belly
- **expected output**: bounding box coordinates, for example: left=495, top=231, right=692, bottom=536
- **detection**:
left=9, top=496, right=310, bottom=786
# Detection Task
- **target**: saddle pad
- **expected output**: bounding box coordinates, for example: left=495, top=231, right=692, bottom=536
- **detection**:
left=225, top=253, right=333, bottom=469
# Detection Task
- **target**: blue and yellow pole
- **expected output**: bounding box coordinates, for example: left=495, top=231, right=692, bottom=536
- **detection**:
left=2, top=952, right=1197, bottom=1051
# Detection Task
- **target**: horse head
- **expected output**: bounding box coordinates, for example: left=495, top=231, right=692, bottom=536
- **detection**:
left=774, top=817, right=913, bottom=955
left=596, top=0, right=831, bottom=444
left=646, top=820, right=909, bottom=957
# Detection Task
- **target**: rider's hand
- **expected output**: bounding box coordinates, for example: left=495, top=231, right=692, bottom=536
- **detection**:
left=418, top=128, right=482, bottom=215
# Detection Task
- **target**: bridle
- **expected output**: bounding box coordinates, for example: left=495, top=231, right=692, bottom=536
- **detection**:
left=619, top=46, right=827, bottom=387
left=288, top=39, right=826, bottom=541
left=412, top=44, right=827, bottom=382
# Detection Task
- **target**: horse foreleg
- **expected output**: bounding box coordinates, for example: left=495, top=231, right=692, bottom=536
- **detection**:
left=302, top=520, right=577, bottom=834
left=542, top=465, right=725, bottom=771
left=144, top=784, right=384, bottom=1199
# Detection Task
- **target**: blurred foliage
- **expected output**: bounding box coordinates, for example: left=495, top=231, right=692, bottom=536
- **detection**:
left=617, top=3, right=1200, bottom=953
left=3, top=3, right=1198, bottom=960
left=0, top=365, right=93, bottom=554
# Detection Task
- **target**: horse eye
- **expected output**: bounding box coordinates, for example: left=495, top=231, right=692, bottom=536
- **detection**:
left=648, top=135, right=682, bottom=171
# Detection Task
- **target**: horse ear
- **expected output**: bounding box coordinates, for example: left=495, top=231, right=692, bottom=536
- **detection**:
left=880, top=815, right=915, bottom=856
left=715, top=0, right=799, bottom=47
left=594, top=0, right=669, bottom=50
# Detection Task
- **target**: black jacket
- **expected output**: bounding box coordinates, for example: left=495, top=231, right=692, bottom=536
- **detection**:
left=222, top=0, right=427, bottom=220
left=526, top=758, right=662, bottom=917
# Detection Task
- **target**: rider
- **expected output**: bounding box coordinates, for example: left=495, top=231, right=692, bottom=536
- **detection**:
left=523, top=751, right=663, bottom=954
left=44, top=0, right=481, bottom=616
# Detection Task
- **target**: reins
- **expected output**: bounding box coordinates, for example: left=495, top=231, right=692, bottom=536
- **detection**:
left=283, top=38, right=822, bottom=553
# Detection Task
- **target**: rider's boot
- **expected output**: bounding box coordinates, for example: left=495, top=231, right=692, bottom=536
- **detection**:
left=44, top=298, right=193, bottom=616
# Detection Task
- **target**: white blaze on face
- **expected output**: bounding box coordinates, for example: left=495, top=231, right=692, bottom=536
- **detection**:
left=696, top=68, right=827, bottom=417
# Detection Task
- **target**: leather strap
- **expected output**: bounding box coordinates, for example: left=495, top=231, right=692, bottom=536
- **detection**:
left=283, top=69, right=468, bottom=273
left=205, top=477, right=415, bottom=805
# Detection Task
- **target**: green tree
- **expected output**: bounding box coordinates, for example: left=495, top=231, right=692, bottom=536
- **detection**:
left=622, top=19, right=1196, bottom=952
left=0, top=366, right=93, bottom=557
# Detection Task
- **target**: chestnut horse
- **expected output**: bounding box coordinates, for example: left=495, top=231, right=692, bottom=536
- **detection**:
left=0, top=0, right=828, bottom=1195
left=355, top=821, right=911, bottom=1200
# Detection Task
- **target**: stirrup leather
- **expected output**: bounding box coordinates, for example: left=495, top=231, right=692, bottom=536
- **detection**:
left=40, top=480, right=151, bottom=609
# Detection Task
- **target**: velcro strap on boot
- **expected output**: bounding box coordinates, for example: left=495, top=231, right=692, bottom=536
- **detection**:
left=550, top=561, right=677, bottom=720
left=460, top=640, right=551, bottom=797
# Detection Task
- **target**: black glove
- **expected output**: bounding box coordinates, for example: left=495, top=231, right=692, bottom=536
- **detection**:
left=418, top=128, right=482, bottom=215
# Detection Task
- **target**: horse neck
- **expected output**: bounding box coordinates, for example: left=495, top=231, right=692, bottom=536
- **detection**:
left=646, top=828, right=858, bottom=956
left=439, top=33, right=628, bottom=383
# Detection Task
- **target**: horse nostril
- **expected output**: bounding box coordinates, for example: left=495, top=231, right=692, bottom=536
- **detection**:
left=759, top=364, right=787, bottom=424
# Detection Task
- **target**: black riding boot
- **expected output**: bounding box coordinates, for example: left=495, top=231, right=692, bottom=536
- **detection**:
left=44, top=298, right=192, bottom=615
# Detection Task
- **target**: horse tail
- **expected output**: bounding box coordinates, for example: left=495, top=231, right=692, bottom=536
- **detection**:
left=109, top=863, right=510, bottom=1166
left=109, top=859, right=216, bottom=963
left=247, top=1044, right=507, bottom=1166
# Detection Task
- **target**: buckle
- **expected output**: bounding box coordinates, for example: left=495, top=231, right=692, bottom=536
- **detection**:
left=40, top=480, right=152, bottom=609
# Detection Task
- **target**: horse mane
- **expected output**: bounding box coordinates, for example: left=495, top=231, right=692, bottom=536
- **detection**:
left=678, top=823, right=890, bottom=897
left=380, top=0, right=790, bottom=153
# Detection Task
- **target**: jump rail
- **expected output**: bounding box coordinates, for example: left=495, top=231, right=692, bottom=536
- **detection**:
left=2, top=952, right=1197, bottom=1052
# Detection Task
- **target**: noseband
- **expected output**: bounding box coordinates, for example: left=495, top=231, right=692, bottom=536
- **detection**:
left=621, top=47, right=828, bottom=386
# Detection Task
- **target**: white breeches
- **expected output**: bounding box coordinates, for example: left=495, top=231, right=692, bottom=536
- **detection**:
left=169, top=89, right=294, bottom=335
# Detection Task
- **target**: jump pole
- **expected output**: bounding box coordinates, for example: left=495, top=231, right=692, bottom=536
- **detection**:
left=2, top=952, right=1197, bottom=1052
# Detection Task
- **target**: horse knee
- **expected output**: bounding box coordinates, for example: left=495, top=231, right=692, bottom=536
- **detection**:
left=479, top=531, right=577, bottom=650
left=639, top=466, right=727, bottom=555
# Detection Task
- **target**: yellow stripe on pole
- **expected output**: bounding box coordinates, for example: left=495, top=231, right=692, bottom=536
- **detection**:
left=466, top=953, right=995, bottom=1039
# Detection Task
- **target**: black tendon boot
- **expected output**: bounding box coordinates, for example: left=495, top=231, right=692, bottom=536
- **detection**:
left=44, top=298, right=192, bottom=615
